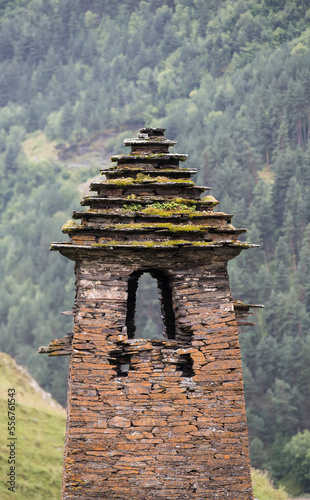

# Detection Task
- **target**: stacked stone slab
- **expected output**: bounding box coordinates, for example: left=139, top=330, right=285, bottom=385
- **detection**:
left=40, top=128, right=257, bottom=499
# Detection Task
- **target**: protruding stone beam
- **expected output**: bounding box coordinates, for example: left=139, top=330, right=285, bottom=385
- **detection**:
left=233, top=300, right=264, bottom=326
left=38, top=333, right=73, bottom=356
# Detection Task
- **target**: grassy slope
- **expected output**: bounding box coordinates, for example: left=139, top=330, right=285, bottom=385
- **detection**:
left=0, top=352, right=66, bottom=500
left=252, top=469, right=291, bottom=500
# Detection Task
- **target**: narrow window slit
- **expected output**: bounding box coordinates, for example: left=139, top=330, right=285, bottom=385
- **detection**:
left=108, top=356, right=132, bottom=377
left=118, top=363, right=129, bottom=376
left=176, top=354, right=195, bottom=377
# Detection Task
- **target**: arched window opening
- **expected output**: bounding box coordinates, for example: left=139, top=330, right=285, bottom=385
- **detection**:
left=126, top=270, right=176, bottom=340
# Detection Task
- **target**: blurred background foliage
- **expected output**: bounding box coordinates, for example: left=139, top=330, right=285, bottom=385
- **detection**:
left=1, top=0, right=310, bottom=493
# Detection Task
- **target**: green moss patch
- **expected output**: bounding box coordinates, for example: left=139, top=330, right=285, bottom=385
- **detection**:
left=104, top=174, right=194, bottom=186
left=91, top=239, right=234, bottom=248
left=61, top=219, right=79, bottom=232
left=121, top=200, right=197, bottom=215
left=102, top=222, right=210, bottom=233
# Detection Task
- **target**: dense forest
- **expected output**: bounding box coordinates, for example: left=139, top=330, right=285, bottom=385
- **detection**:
left=1, top=0, right=310, bottom=494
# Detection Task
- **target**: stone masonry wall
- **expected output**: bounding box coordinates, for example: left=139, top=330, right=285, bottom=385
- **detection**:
left=61, top=249, right=253, bottom=499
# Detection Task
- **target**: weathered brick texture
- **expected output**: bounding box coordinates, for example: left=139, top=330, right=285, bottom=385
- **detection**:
left=61, top=254, right=253, bottom=499
left=40, top=128, right=256, bottom=499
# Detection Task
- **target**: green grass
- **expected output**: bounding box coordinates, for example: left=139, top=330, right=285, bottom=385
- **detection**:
left=252, top=469, right=291, bottom=500
left=0, top=353, right=66, bottom=500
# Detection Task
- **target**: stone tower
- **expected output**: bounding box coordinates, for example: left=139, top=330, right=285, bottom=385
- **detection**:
left=40, top=128, right=258, bottom=499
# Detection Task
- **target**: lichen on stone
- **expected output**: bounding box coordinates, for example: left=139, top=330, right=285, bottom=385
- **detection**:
left=62, top=219, right=79, bottom=232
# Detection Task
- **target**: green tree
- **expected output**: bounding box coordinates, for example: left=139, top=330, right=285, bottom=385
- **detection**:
left=60, top=102, right=74, bottom=140
left=249, top=437, right=267, bottom=469
left=283, top=430, right=310, bottom=494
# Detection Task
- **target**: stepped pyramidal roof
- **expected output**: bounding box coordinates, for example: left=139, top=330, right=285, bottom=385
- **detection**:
left=52, top=127, right=256, bottom=256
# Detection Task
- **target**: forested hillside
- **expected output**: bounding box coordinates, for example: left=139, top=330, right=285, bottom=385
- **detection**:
left=1, top=0, right=310, bottom=494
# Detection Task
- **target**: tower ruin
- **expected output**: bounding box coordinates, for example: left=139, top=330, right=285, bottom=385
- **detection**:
left=40, top=127, right=257, bottom=499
